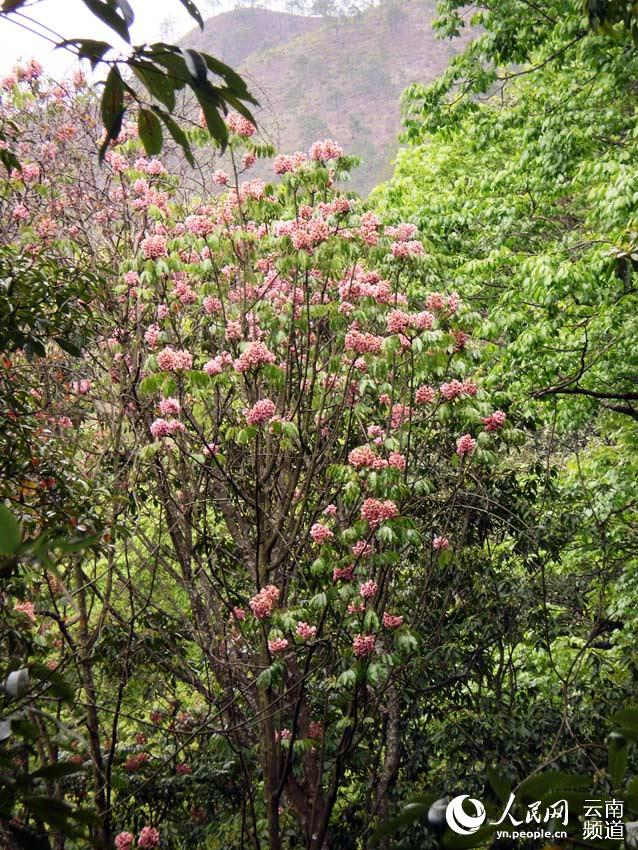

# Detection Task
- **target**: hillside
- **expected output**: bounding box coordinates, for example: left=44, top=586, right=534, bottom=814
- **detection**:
left=181, top=2, right=471, bottom=194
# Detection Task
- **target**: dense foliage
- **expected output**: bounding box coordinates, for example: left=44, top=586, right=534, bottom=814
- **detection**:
left=3, top=0, right=638, bottom=848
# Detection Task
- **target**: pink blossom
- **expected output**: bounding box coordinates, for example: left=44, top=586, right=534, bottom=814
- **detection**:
left=296, top=621, right=317, bottom=640
left=482, top=410, right=506, bottom=431
left=385, top=222, right=418, bottom=241
left=390, top=240, right=424, bottom=258
left=433, top=536, right=450, bottom=551
left=249, top=585, right=280, bottom=619
left=14, top=601, right=36, bottom=623
left=390, top=403, right=410, bottom=429
left=227, top=112, right=256, bottom=137
left=333, top=564, right=355, bottom=582
left=359, top=580, right=378, bottom=599
left=344, top=328, right=383, bottom=355
left=415, top=385, right=435, bottom=405
left=203, top=356, right=224, bottom=376
left=115, top=833, right=134, bottom=850
left=156, top=347, right=192, bottom=372
left=388, top=451, right=406, bottom=470
left=144, top=325, right=160, bottom=349
left=137, top=827, right=160, bottom=849
left=352, top=540, right=372, bottom=558
left=12, top=203, right=29, bottom=221
left=246, top=399, right=276, bottom=426
left=309, top=139, right=343, bottom=162
left=175, top=762, right=191, bottom=775
left=353, top=633, right=375, bottom=657
left=141, top=235, right=167, bottom=260
left=203, top=296, right=222, bottom=314
left=71, top=379, right=91, bottom=395
left=158, top=397, right=180, bottom=416
left=387, top=309, right=411, bottom=334
left=310, top=523, right=334, bottom=544
left=274, top=154, right=293, bottom=174
left=348, top=601, right=365, bottom=615
left=383, top=612, right=404, bottom=629
left=234, top=341, right=276, bottom=372
left=268, top=637, right=289, bottom=653
left=456, top=434, right=476, bottom=457
left=150, top=419, right=170, bottom=439
left=323, top=504, right=337, bottom=517
left=242, top=152, right=256, bottom=169
left=379, top=393, right=391, bottom=406
left=232, top=606, right=246, bottom=621
left=361, top=498, right=398, bottom=528
left=212, top=168, right=229, bottom=186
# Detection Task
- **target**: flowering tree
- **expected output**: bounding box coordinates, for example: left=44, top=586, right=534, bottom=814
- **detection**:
left=0, top=69, right=513, bottom=849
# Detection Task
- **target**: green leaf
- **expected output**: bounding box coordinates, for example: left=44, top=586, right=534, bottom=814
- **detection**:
left=0, top=503, right=21, bottom=555
left=99, top=66, right=125, bottom=162
left=31, top=761, right=85, bottom=781
left=57, top=39, right=112, bottom=69
left=487, top=767, right=511, bottom=803
left=176, top=0, right=204, bottom=29
left=193, top=81, right=228, bottom=150
left=30, top=663, right=74, bottom=702
left=608, top=732, right=628, bottom=787
left=81, top=0, right=130, bottom=43
left=154, top=108, right=194, bottom=166
left=138, top=108, right=163, bottom=156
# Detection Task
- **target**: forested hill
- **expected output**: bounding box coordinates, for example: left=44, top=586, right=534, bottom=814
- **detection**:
left=181, top=1, right=471, bottom=193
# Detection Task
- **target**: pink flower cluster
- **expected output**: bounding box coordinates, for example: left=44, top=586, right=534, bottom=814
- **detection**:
left=433, top=535, right=450, bottom=551
left=14, top=600, right=36, bottom=623
left=203, top=295, right=222, bottom=314
left=383, top=612, right=403, bottom=629
left=344, top=328, right=383, bottom=355
left=150, top=418, right=185, bottom=439
left=227, top=112, right=256, bottom=137
left=388, top=452, right=406, bottom=470
left=310, top=523, right=334, bottom=544
left=353, top=633, right=375, bottom=657
left=482, top=410, right=506, bottom=431
left=391, top=240, right=424, bottom=258
left=352, top=540, right=373, bottom=558
left=309, top=138, right=343, bottom=162
left=138, top=827, right=160, bottom=849
left=234, top=341, right=276, bottom=372
left=185, top=214, right=214, bottom=236
left=386, top=309, right=434, bottom=334
left=456, top=434, right=476, bottom=457
left=157, top=347, right=193, bottom=372
left=348, top=445, right=387, bottom=470
left=296, top=621, right=317, bottom=640
left=115, top=833, right=134, bottom=850
left=212, top=169, right=229, bottom=186
left=158, top=397, right=180, bottom=416
left=415, top=385, right=435, bottom=405
left=268, top=637, right=289, bottom=653
left=359, top=580, right=378, bottom=599
left=361, top=498, right=399, bottom=527
left=245, top=398, right=276, bottom=425
left=333, top=564, right=355, bottom=582
left=249, top=585, right=280, bottom=619
left=141, top=234, right=167, bottom=259
left=385, top=222, right=418, bottom=241
left=440, top=380, right=478, bottom=401
left=273, top=151, right=308, bottom=173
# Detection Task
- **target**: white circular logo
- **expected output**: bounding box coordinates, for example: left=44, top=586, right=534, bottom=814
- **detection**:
left=446, top=795, right=486, bottom=835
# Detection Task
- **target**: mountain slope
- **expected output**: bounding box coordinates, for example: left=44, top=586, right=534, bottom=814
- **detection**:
left=182, top=2, right=471, bottom=194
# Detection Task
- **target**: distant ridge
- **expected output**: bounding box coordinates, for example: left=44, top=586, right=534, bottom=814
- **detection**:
left=182, top=2, right=471, bottom=194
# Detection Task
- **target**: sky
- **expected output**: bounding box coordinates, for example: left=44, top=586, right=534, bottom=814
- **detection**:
left=0, top=0, right=286, bottom=77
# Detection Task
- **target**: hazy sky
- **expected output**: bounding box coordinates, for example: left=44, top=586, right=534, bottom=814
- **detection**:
left=0, top=1, right=286, bottom=77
